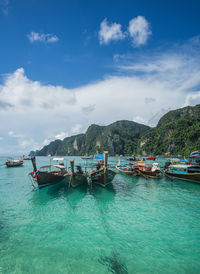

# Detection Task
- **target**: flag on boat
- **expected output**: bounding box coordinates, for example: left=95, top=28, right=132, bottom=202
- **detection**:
left=189, top=150, right=199, bottom=158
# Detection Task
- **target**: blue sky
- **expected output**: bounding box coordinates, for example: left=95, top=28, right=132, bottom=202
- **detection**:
left=0, top=0, right=200, bottom=155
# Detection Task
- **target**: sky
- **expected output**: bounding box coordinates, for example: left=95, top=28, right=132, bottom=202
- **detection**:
left=0, top=0, right=200, bottom=155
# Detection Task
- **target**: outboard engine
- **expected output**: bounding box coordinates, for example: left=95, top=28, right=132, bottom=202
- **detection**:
left=164, top=161, right=171, bottom=170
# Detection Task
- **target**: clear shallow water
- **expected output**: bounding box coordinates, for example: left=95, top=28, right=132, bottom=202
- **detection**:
left=0, top=156, right=200, bottom=274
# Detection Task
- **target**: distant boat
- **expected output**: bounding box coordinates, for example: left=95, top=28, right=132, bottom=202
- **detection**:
left=81, top=156, right=93, bottom=160
left=23, top=156, right=31, bottom=160
left=116, top=157, right=139, bottom=176
left=125, top=156, right=139, bottom=161
left=5, top=158, right=24, bottom=167
left=67, top=160, right=88, bottom=187
left=116, top=158, right=161, bottom=178
left=89, top=152, right=116, bottom=187
left=30, top=157, right=68, bottom=188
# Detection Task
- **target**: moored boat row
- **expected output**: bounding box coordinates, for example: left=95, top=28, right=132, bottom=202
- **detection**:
left=116, top=157, right=162, bottom=179
left=30, top=152, right=116, bottom=189
left=27, top=150, right=200, bottom=188
left=116, top=150, right=200, bottom=184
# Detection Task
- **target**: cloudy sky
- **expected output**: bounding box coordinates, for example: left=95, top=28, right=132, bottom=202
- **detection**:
left=0, top=0, right=200, bottom=155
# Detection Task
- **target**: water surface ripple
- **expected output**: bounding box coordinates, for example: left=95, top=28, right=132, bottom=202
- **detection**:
left=0, top=157, right=200, bottom=273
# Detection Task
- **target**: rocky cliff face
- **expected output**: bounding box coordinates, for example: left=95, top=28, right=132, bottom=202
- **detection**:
left=35, top=120, right=150, bottom=156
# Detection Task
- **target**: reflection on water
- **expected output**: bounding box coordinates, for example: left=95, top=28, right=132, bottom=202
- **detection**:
left=29, top=180, right=88, bottom=208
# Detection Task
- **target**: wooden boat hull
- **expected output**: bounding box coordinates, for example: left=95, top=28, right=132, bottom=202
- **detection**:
left=6, top=161, right=24, bottom=167
left=138, top=169, right=162, bottom=179
left=32, top=171, right=67, bottom=188
left=89, top=169, right=116, bottom=187
left=165, top=170, right=200, bottom=184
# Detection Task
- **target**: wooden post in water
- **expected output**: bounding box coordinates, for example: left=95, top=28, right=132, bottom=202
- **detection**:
left=70, top=160, right=75, bottom=175
left=117, top=156, right=121, bottom=166
left=103, top=151, right=108, bottom=169
left=31, top=156, right=37, bottom=172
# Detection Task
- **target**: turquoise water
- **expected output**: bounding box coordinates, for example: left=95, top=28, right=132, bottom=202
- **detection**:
left=0, top=157, right=200, bottom=274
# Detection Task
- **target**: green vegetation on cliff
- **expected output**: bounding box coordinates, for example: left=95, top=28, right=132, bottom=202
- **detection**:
left=34, top=104, right=200, bottom=156
left=138, top=104, right=200, bottom=155
left=35, top=120, right=150, bottom=156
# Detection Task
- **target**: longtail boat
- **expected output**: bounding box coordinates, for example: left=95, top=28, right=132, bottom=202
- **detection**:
left=136, top=162, right=162, bottom=179
left=67, top=160, right=88, bottom=187
left=6, top=157, right=24, bottom=167
left=30, top=156, right=68, bottom=188
left=164, top=163, right=200, bottom=184
left=115, top=157, right=139, bottom=176
left=89, top=152, right=116, bottom=187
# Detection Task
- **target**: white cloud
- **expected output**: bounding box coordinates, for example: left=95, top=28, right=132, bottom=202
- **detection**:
left=128, top=16, right=151, bottom=47
left=8, top=130, right=24, bottom=138
left=1, top=68, right=75, bottom=110
left=98, top=18, right=125, bottom=45
left=71, top=124, right=83, bottom=135
left=27, top=31, right=59, bottom=43
left=183, top=91, right=200, bottom=107
left=55, top=132, right=69, bottom=140
left=82, top=104, right=95, bottom=113
left=133, top=116, right=147, bottom=125
left=1, top=37, right=200, bottom=154
left=7, top=130, right=37, bottom=151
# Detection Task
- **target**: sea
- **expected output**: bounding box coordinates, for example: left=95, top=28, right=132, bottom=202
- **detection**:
left=0, top=156, right=200, bottom=274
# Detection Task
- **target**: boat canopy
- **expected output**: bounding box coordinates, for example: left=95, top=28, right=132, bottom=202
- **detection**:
left=93, top=154, right=104, bottom=159
left=169, top=164, right=191, bottom=169
left=52, top=157, right=64, bottom=161
left=40, top=165, right=51, bottom=169
left=54, top=164, right=66, bottom=169
left=137, top=162, right=147, bottom=166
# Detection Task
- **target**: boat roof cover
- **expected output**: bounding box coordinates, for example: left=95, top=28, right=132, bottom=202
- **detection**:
left=169, top=164, right=191, bottom=168
left=94, top=154, right=104, bottom=159
left=52, top=157, right=64, bottom=161
left=40, top=165, right=51, bottom=169
left=137, top=162, right=147, bottom=166
left=54, top=165, right=66, bottom=169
